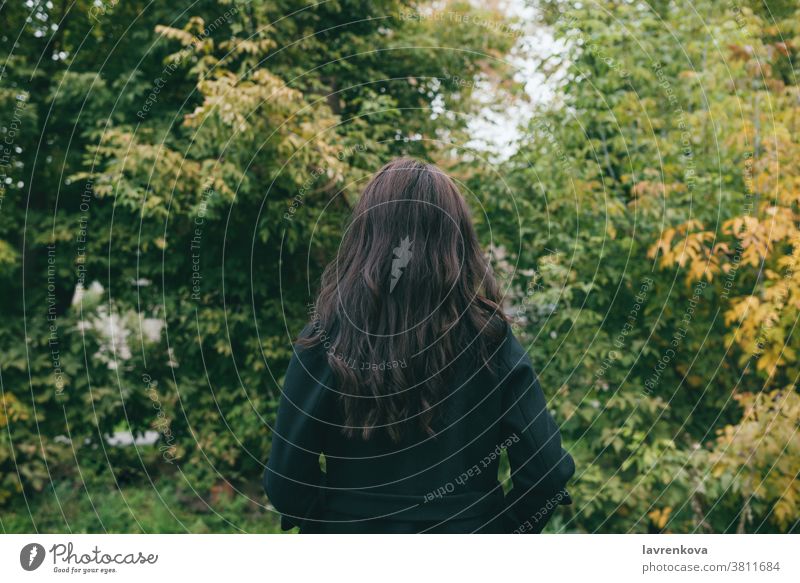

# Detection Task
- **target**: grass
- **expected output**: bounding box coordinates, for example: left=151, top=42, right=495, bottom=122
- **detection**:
left=1, top=476, right=284, bottom=534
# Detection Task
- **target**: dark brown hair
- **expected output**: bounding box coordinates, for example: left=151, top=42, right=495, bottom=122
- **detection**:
left=302, top=157, right=507, bottom=441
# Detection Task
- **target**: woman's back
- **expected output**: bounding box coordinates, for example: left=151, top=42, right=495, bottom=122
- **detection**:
left=263, top=158, right=574, bottom=533
left=265, top=324, right=574, bottom=533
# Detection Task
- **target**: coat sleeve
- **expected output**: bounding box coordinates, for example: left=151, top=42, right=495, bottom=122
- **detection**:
left=499, top=341, right=575, bottom=533
left=263, top=348, right=328, bottom=531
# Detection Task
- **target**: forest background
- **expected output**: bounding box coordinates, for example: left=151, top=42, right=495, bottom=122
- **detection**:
left=1, top=0, right=798, bottom=533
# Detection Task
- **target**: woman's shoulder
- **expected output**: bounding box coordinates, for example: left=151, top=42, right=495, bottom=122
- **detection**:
left=494, top=324, right=535, bottom=376
left=292, top=321, right=329, bottom=358
left=279, top=325, right=336, bottom=417
left=284, top=323, right=332, bottom=385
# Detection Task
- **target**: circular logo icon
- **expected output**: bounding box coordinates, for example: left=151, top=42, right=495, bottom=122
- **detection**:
left=20, top=543, right=46, bottom=571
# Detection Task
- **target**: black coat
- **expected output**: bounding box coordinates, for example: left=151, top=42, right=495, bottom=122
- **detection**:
left=263, top=325, right=575, bottom=533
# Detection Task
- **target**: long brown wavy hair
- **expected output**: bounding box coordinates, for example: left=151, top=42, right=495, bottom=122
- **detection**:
left=301, top=157, right=507, bottom=441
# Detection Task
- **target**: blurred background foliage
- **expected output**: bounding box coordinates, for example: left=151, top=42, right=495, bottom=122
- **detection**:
left=0, top=0, right=798, bottom=533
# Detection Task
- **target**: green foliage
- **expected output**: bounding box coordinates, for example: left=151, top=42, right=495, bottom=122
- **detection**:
left=0, top=467, right=282, bottom=533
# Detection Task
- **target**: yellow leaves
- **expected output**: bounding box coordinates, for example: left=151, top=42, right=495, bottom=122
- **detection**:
left=723, top=234, right=800, bottom=376
left=155, top=22, right=203, bottom=48
left=631, top=180, right=666, bottom=198
left=219, top=38, right=277, bottom=57
left=187, top=69, right=304, bottom=132
left=0, top=393, right=28, bottom=427
left=720, top=206, right=798, bottom=272
left=649, top=219, right=700, bottom=260
left=725, top=215, right=759, bottom=238
left=628, top=180, right=685, bottom=216
left=0, top=238, right=19, bottom=269
left=725, top=296, right=789, bottom=378
left=756, top=344, right=789, bottom=377
left=723, top=215, right=769, bottom=268
left=685, top=374, right=704, bottom=389
left=649, top=220, right=719, bottom=283
left=773, top=495, right=797, bottom=528
left=711, top=390, right=800, bottom=530
left=648, top=506, right=672, bottom=530
left=571, top=179, right=609, bottom=213
left=762, top=206, right=796, bottom=241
